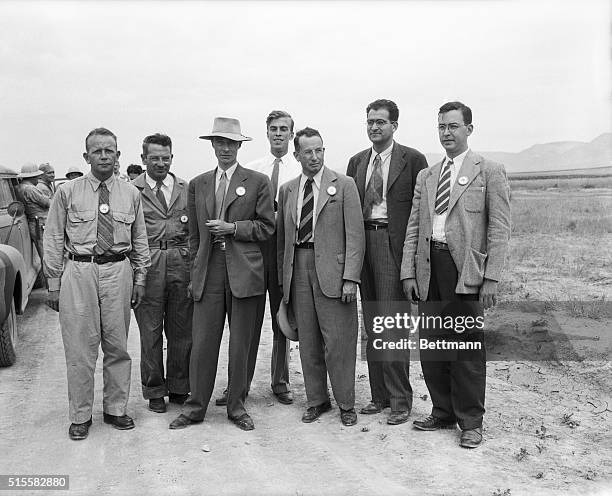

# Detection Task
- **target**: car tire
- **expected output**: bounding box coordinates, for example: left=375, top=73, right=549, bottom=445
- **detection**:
left=0, top=300, right=17, bottom=367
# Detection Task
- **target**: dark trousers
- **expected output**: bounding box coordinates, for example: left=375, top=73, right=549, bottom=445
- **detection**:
left=247, top=233, right=290, bottom=393
left=182, top=246, right=262, bottom=420
left=291, top=248, right=357, bottom=410
left=134, top=248, right=192, bottom=399
left=421, top=245, right=486, bottom=430
left=361, top=229, right=412, bottom=412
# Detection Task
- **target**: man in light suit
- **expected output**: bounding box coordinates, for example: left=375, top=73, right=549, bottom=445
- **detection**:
left=277, top=127, right=365, bottom=426
left=169, top=117, right=275, bottom=432
left=401, top=101, right=511, bottom=448
left=347, top=99, right=427, bottom=425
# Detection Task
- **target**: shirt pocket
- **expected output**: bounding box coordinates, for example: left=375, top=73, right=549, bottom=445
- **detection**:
left=112, top=211, right=135, bottom=245
left=67, top=210, right=96, bottom=244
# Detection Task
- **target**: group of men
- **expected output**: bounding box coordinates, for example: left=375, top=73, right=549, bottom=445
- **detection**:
left=42, top=98, right=511, bottom=450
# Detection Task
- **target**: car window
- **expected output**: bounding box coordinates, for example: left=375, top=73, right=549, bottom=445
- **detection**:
left=0, top=179, right=15, bottom=209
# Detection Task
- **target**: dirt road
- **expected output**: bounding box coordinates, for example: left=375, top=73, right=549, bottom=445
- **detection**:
left=0, top=290, right=610, bottom=495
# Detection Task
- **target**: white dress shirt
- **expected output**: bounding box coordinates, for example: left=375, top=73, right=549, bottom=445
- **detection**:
left=146, top=172, right=174, bottom=206
left=296, top=168, right=323, bottom=243
left=431, top=148, right=469, bottom=243
left=246, top=151, right=302, bottom=201
left=364, top=141, right=394, bottom=221
left=215, top=162, right=238, bottom=194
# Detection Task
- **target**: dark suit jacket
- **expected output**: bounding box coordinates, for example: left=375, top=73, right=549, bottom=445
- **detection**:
left=188, top=164, right=275, bottom=301
left=347, top=141, right=427, bottom=268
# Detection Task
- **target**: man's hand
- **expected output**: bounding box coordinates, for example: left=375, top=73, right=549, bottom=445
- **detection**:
left=206, top=220, right=236, bottom=236
left=341, top=280, right=357, bottom=303
left=131, top=285, right=145, bottom=309
left=46, top=290, right=60, bottom=312
left=479, top=278, right=498, bottom=309
left=402, top=278, right=420, bottom=303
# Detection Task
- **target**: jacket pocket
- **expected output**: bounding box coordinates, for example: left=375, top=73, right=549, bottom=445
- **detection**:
left=462, top=248, right=486, bottom=288
left=67, top=210, right=96, bottom=244
left=464, top=188, right=485, bottom=212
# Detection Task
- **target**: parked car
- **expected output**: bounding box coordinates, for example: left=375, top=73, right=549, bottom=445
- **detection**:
left=0, top=164, right=43, bottom=366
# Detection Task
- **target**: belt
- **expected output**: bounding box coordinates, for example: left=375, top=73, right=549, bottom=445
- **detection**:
left=295, top=242, right=314, bottom=249
left=364, top=221, right=388, bottom=231
left=149, top=240, right=188, bottom=250
left=68, top=253, right=127, bottom=264
left=431, top=240, right=449, bottom=251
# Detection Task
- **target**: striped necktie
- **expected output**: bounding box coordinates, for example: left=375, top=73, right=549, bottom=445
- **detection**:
left=155, top=180, right=168, bottom=212
left=434, top=159, right=453, bottom=215
left=363, top=153, right=383, bottom=219
left=95, top=182, right=114, bottom=255
left=297, top=178, right=314, bottom=243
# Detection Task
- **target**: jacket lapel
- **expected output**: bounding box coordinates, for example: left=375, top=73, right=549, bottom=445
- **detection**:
left=204, top=171, right=215, bottom=219
left=287, top=176, right=300, bottom=225
left=426, top=161, right=442, bottom=223
left=387, top=142, right=406, bottom=191
left=316, top=167, right=335, bottom=218
left=135, top=174, right=166, bottom=215
left=355, top=150, right=370, bottom=201
left=167, top=173, right=183, bottom=211
left=448, top=151, right=481, bottom=213
left=222, top=164, right=247, bottom=217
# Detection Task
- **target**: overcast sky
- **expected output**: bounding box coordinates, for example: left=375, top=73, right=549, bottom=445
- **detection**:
left=0, top=0, right=609, bottom=179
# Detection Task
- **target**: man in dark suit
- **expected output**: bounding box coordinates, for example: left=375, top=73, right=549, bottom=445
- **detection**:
left=277, top=127, right=365, bottom=426
left=169, top=117, right=275, bottom=431
left=401, top=101, right=511, bottom=448
left=347, top=99, right=427, bottom=425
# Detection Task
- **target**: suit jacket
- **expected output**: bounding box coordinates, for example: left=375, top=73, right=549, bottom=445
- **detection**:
left=188, top=164, right=275, bottom=301
left=400, top=151, right=511, bottom=297
left=277, top=166, right=365, bottom=302
left=347, top=141, right=427, bottom=268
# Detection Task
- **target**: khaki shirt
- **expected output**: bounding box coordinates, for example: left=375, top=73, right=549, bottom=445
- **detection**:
left=43, top=172, right=150, bottom=291
left=19, top=182, right=50, bottom=220
left=37, top=180, right=55, bottom=199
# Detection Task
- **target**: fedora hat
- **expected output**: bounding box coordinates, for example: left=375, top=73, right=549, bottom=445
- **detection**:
left=277, top=300, right=298, bottom=341
left=199, top=117, right=252, bottom=142
left=19, top=162, right=44, bottom=178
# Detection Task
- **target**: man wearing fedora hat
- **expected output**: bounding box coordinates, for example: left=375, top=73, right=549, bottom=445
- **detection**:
left=18, top=162, right=50, bottom=261
left=169, top=117, right=275, bottom=432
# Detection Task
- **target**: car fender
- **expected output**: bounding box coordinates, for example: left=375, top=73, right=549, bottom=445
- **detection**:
left=0, top=244, right=27, bottom=322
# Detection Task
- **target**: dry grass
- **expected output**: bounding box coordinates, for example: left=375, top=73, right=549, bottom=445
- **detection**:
left=510, top=176, right=612, bottom=191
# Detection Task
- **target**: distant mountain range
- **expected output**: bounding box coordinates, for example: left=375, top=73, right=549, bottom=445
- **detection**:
left=425, top=133, right=612, bottom=174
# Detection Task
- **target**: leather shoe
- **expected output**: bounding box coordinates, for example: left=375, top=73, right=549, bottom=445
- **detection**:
left=274, top=391, right=294, bottom=405
left=103, top=413, right=135, bottom=430
left=168, top=393, right=189, bottom=405
left=359, top=401, right=389, bottom=415
left=68, top=418, right=92, bottom=441
left=301, top=400, right=332, bottom=423
left=215, top=389, right=228, bottom=406
left=229, top=413, right=254, bottom=431
left=340, top=408, right=357, bottom=426
left=413, top=415, right=456, bottom=431
left=387, top=410, right=410, bottom=425
left=149, top=397, right=166, bottom=413
left=460, top=427, right=483, bottom=448
left=169, top=414, right=203, bottom=430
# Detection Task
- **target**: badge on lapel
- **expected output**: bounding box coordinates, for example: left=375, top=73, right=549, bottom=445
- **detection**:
left=457, top=176, right=469, bottom=186
left=236, top=186, right=246, bottom=196
left=180, top=215, right=188, bottom=224
left=327, top=186, right=337, bottom=196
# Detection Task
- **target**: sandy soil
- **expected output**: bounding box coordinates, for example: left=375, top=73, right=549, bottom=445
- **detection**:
left=0, top=289, right=610, bottom=496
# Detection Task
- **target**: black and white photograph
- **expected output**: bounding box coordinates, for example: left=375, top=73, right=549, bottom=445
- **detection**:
left=0, top=1, right=610, bottom=495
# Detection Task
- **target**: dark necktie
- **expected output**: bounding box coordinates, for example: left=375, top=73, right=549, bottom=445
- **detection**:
left=434, top=159, right=453, bottom=215
left=363, top=153, right=383, bottom=219
left=95, top=182, right=114, bottom=255
left=271, top=157, right=281, bottom=199
left=297, top=178, right=314, bottom=244
left=155, top=180, right=168, bottom=212
left=215, top=171, right=227, bottom=220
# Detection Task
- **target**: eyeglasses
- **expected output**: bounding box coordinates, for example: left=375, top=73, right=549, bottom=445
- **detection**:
left=299, top=147, right=325, bottom=158
left=366, top=119, right=393, bottom=128
left=437, top=124, right=465, bottom=133
left=147, top=156, right=172, bottom=163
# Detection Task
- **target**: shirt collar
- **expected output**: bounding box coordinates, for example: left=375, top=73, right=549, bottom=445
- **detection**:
left=87, top=172, right=116, bottom=191
left=445, top=148, right=470, bottom=168
left=301, top=167, right=324, bottom=190
left=145, top=172, right=173, bottom=189
left=217, top=162, right=238, bottom=182
left=268, top=150, right=294, bottom=165
left=371, top=141, right=394, bottom=161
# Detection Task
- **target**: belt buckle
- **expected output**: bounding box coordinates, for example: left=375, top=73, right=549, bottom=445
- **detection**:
left=160, top=240, right=168, bottom=250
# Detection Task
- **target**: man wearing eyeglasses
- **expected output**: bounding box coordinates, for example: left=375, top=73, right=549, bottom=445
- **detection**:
left=401, top=101, right=511, bottom=448
left=347, top=99, right=427, bottom=425
left=132, top=133, right=192, bottom=414
left=278, top=127, right=365, bottom=426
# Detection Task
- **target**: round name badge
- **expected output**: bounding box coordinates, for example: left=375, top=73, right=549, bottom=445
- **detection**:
left=236, top=186, right=246, bottom=196
left=180, top=215, right=188, bottom=224
left=99, top=204, right=110, bottom=214
left=327, top=186, right=337, bottom=196
left=457, top=176, right=469, bottom=186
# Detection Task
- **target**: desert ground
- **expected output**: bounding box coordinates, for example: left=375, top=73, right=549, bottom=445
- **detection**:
left=0, top=179, right=610, bottom=496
